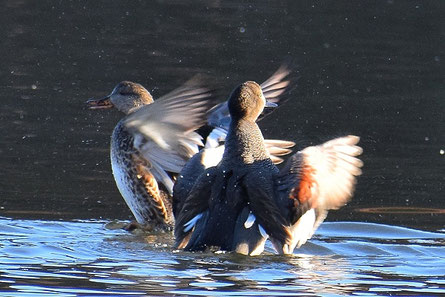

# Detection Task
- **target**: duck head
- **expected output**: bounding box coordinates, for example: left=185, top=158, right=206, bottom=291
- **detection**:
left=87, top=81, right=154, bottom=114
left=228, top=81, right=277, bottom=122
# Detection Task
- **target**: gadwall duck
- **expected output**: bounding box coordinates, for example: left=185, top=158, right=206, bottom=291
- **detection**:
left=174, top=81, right=363, bottom=255
left=87, top=79, right=217, bottom=230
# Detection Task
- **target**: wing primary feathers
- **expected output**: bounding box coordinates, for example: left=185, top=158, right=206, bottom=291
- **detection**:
left=184, top=213, right=203, bottom=232
left=244, top=213, right=256, bottom=229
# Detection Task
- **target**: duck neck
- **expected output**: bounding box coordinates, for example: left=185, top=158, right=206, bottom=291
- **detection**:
left=125, top=103, right=147, bottom=115
left=222, top=119, right=270, bottom=165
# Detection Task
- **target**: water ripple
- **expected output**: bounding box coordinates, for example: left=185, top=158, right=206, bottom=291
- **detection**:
left=1, top=217, right=445, bottom=296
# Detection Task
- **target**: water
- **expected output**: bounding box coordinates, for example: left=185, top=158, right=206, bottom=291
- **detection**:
left=1, top=218, right=444, bottom=296
left=1, top=0, right=444, bottom=295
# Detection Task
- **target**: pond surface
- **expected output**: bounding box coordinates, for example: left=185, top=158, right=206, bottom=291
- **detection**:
left=1, top=0, right=444, bottom=295
left=1, top=218, right=445, bottom=296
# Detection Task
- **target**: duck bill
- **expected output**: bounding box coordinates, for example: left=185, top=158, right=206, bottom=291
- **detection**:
left=86, top=95, right=113, bottom=109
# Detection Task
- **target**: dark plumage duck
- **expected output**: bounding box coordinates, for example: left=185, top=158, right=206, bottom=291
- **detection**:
left=174, top=81, right=363, bottom=255
left=87, top=66, right=296, bottom=231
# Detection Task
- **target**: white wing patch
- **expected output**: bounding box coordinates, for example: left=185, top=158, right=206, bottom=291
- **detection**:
left=205, top=127, right=227, bottom=149
left=258, top=224, right=269, bottom=239
left=244, top=213, right=256, bottom=229
left=288, top=209, right=316, bottom=250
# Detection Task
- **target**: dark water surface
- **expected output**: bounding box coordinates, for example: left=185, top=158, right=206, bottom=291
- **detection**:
left=1, top=0, right=444, bottom=295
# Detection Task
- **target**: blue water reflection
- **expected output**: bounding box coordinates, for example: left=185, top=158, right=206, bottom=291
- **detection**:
left=1, top=218, right=444, bottom=296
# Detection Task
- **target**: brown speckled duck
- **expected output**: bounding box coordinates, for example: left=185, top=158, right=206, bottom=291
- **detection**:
left=87, top=80, right=216, bottom=230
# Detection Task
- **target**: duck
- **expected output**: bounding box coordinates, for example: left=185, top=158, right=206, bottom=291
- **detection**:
left=87, top=66, right=297, bottom=231
left=87, top=79, right=217, bottom=230
left=174, top=81, right=363, bottom=255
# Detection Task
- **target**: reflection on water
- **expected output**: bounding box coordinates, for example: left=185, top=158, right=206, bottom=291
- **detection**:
left=358, top=206, right=445, bottom=214
left=1, top=218, right=444, bottom=296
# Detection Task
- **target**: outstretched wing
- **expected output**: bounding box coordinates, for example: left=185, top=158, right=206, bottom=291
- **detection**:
left=207, top=63, right=297, bottom=129
left=124, top=78, right=217, bottom=194
left=260, top=63, right=296, bottom=103
left=243, top=171, right=293, bottom=252
left=174, top=167, right=217, bottom=248
left=274, top=135, right=363, bottom=253
left=264, top=139, right=295, bottom=165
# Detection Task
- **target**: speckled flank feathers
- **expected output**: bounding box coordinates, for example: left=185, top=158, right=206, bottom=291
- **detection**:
left=88, top=79, right=217, bottom=230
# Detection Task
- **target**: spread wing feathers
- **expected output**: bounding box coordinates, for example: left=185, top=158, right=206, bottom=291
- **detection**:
left=276, top=135, right=363, bottom=252
left=174, top=168, right=216, bottom=248
left=300, top=135, right=363, bottom=212
left=125, top=78, right=217, bottom=156
left=258, top=64, right=298, bottom=121
left=124, top=80, right=217, bottom=193
left=260, top=64, right=292, bottom=103
left=207, top=63, right=297, bottom=129
left=244, top=174, right=292, bottom=247
left=264, top=139, right=295, bottom=165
